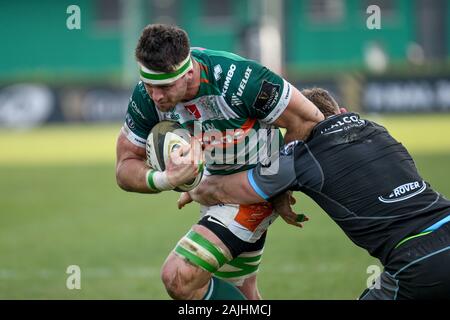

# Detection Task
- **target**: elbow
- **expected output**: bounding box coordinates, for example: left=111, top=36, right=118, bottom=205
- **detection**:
left=115, top=168, right=133, bottom=192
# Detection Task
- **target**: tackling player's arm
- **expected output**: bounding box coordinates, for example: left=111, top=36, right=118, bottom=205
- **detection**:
left=179, top=141, right=303, bottom=226
left=180, top=169, right=302, bottom=227
left=185, top=156, right=295, bottom=205
left=184, top=171, right=262, bottom=206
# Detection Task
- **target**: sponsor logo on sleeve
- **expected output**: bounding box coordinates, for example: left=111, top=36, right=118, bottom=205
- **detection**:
left=252, top=80, right=280, bottom=114
left=125, top=113, right=135, bottom=130
left=284, top=82, right=291, bottom=100
left=213, top=64, right=222, bottom=81
left=221, top=64, right=236, bottom=96
left=130, top=100, right=147, bottom=120
left=231, top=93, right=244, bottom=107
left=237, top=66, right=252, bottom=97
left=378, top=181, right=426, bottom=203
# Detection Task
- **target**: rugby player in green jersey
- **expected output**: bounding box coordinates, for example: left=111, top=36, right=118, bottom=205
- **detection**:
left=115, top=24, right=324, bottom=300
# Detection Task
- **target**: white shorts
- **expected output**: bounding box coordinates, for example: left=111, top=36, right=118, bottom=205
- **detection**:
left=200, top=202, right=278, bottom=243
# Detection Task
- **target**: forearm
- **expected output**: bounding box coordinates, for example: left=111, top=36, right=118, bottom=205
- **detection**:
left=190, top=172, right=264, bottom=205
left=116, top=132, right=160, bottom=194
left=219, top=176, right=263, bottom=204
left=116, top=158, right=158, bottom=193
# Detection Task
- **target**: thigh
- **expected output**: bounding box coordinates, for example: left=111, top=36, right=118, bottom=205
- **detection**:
left=196, top=214, right=268, bottom=298
left=394, top=223, right=450, bottom=299
left=359, top=271, right=399, bottom=300
left=361, top=223, right=450, bottom=300
left=170, top=223, right=234, bottom=274
left=394, top=243, right=450, bottom=299
left=162, top=224, right=235, bottom=298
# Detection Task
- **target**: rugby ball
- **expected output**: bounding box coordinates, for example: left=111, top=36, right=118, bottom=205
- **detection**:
left=146, top=121, right=203, bottom=192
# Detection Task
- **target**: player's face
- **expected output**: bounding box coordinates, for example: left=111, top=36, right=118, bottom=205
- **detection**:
left=144, top=76, right=188, bottom=112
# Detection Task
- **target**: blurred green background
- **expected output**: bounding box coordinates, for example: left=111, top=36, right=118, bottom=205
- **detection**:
left=1, top=115, right=449, bottom=299
left=0, top=0, right=449, bottom=299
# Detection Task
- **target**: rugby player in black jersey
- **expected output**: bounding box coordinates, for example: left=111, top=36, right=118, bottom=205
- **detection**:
left=179, top=88, right=450, bottom=300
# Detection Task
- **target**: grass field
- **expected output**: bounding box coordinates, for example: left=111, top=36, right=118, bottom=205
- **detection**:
left=0, top=114, right=449, bottom=299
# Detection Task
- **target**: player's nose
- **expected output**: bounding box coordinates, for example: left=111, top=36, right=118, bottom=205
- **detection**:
left=150, top=88, right=165, bottom=103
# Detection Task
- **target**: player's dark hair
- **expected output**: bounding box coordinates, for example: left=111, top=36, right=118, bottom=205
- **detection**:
left=301, top=88, right=340, bottom=118
left=135, top=24, right=190, bottom=73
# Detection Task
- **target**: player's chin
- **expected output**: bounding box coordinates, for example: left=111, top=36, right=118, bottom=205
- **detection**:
left=156, top=103, right=175, bottom=112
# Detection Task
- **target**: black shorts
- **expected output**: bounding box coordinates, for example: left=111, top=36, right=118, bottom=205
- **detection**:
left=198, top=215, right=266, bottom=259
left=360, top=221, right=450, bottom=300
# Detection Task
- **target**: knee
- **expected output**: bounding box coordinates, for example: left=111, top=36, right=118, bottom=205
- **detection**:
left=236, top=276, right=260, bottom=300
left=160, top=260, right=195, bottom=300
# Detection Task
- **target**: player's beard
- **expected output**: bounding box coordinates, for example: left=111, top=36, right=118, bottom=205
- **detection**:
left=155, top=102, right=176, bottom=112
left=156, top=83, right=188, bottom=112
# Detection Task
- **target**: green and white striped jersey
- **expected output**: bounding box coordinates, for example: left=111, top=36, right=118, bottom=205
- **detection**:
left=122, top=48, right=292, bottom=175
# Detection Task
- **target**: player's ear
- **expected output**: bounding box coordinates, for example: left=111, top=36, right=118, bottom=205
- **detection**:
left=185, top=68, right=194, bottom=81
left=339, top=107, right=347, bottom=114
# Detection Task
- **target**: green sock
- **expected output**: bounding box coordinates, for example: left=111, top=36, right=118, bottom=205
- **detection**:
left=202, top=277, right=247, bottom=300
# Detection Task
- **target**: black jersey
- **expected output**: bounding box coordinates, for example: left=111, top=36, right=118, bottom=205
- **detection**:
left=249, top=113, right=450, bottom=264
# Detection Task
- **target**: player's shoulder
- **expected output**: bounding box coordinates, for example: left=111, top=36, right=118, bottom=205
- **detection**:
left=130, top=81, right=154, bottom=107
left=192, top=48, right=268, bottom=104
left=191, top=48, right=258, bottom=84
left=127, top=81, right=162, bottom=122
left=191, top=48, right=249, bottom=65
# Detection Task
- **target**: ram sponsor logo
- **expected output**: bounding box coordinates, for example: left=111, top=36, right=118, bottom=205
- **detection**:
left=378, top=181, right=426, bottom=203
left=320, top=115, right=366, bottom=135
left=221, top=64, right=236, bottom=96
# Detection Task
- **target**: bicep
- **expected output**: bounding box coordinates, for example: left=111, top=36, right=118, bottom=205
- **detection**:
left=116, top=130, right=146, bottom=166
left=115, top=129, right=156, bottom=193
left=272, top=86, right=324, bottom=143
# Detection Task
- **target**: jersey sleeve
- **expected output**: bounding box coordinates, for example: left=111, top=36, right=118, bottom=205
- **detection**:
left=121, top=82, right=159, bottom=148
left=232, top=60, right=293, bottom=124
left=247, top=141, right=299, bottom=200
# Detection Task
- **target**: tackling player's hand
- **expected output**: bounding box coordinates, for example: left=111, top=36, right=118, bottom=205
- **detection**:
left=178, top=175, right=225, bottom=208
left=271, top=191, right=309, bottom=228
left=178, top=192, right=193, bottom=209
